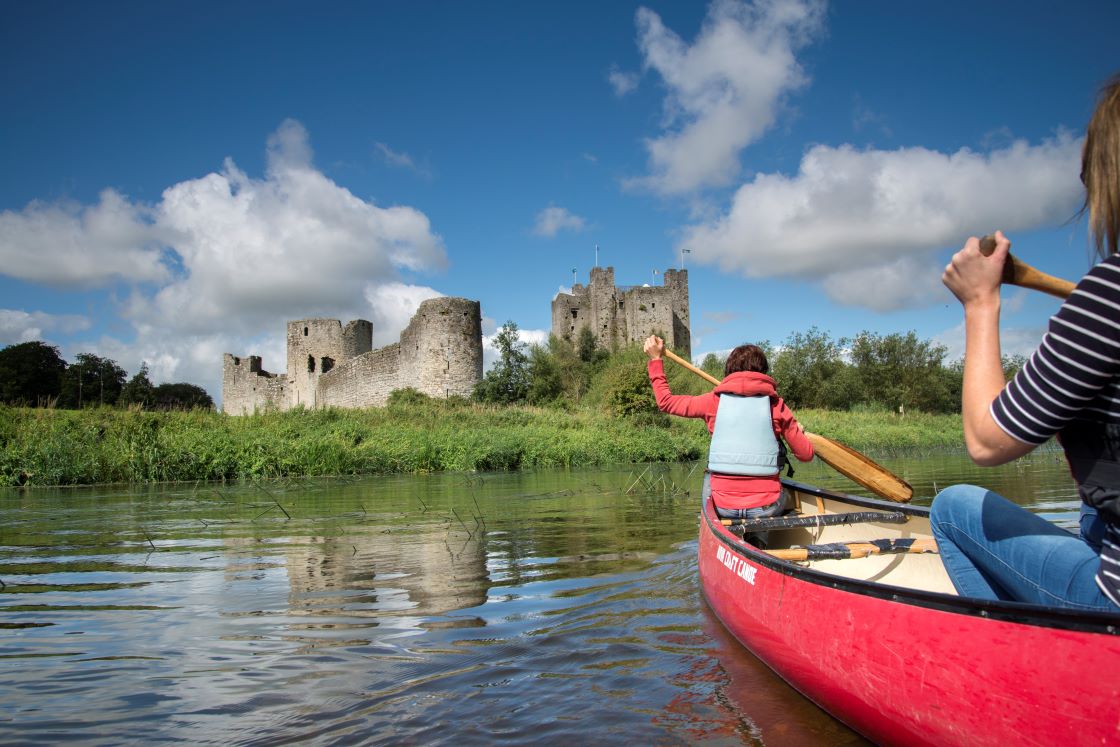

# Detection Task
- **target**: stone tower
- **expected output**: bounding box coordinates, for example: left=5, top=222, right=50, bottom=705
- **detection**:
left=551, top=266, right=690, bottom=357
left=399, top=297, right=483, bottom=399
left=286, top=319, right=373, bottom=409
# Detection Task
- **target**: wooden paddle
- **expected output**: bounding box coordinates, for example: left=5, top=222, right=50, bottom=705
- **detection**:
left=977, top=234, right=1075, bottom=299
left=659, top=348, right=914, bottom=503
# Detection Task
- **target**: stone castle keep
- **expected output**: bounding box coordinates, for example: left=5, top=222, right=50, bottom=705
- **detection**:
left=222, top=297, right=482, bottom=415
left=552, top=267, right=690, bottom=357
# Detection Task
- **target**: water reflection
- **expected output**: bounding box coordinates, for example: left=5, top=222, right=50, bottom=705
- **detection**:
left=0, top=453, right=1077, bottom=744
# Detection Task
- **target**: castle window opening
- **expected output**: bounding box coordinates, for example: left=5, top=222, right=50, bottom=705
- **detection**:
left=651, top=303, right=655, bottom=309
left=618, top=300, right=624, bottom=309
left=307, top=355, right=315, bottom=373
left=570, top=309, right=578, bottom=319
left=304, top=327, right=308, bottom=336
left=321, top=357, right=334, bottom=373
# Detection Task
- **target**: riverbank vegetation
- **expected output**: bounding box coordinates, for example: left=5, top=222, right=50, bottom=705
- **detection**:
left=1, top=326, right=993, bottom=486
left=0, top=395, right=963, bottom=488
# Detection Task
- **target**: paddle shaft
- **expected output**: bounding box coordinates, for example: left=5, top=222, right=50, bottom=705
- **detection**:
left=657, top=348, right=913, bottom=502
left=978, top=235, right=1075, bottom=299
left=662, top=348, right=719, bottom=386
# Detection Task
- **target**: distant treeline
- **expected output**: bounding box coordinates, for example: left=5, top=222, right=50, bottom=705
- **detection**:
left=474, top=323, right=1025, bottom=416
left=0, top=341, right=213, bottom=410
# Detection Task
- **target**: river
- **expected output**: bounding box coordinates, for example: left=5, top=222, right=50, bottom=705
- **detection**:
left=0, top=449, right=1079, bottom=745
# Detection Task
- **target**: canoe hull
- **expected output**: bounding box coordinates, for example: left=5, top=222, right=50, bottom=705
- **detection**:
left=699, top=482, right=1120, bottom=747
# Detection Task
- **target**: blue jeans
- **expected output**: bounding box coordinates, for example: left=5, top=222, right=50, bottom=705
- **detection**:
left=930, top=484, right=1116, bottom=610
left=705, top=472, right=788, bottom=548
left=703, top=472, right=788, bottom=520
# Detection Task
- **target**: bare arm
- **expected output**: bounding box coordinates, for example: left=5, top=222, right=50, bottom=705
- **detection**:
left=644, top=335, right=713, bottom=419
left=942, top=231, right=1035, bottom=465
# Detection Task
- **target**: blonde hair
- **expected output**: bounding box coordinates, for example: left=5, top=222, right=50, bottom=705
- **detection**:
left=1082, top=75, right=1120, bottom=258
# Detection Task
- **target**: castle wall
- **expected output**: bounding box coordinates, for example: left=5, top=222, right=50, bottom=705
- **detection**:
left=620, top=286, right=676, bottom=346
left=551, top=283, right=589, bottom=341
left=222, top=354, right=287, bottom=415
left=222, top=296, right=482, bottom=415
left=316, top=344, right=401, bottom=408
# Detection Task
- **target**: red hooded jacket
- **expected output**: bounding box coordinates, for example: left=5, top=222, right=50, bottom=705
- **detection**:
left=647, top=359, right=814, bottom=510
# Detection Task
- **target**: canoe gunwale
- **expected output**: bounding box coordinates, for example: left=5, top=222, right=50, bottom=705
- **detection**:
left=705, top=478, right=1120, bottom=635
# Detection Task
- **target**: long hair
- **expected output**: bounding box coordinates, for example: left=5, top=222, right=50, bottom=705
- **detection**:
left=1082, top=75, right=1120, bottom=259
left=724, top=344, right=769, bottom=376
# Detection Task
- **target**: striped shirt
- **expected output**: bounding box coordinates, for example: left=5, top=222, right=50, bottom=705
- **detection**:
left=991, top=254, right=1120, bottom=606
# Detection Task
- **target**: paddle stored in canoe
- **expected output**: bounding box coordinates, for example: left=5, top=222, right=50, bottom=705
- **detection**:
left=698, top=480, right=1120, bottom=747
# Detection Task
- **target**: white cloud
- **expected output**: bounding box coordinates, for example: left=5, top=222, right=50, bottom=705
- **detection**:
left=374, top=141, right=432, bottom=178
left=820, top=255, right=948, bottom=312
left=679, top=133, right=1083, bottom=309
left=533, top=205, right=587, bottom=237
left=0, top=120, right=450, bottom=403
left=0, top=189, right=169, bottom=287
left=702, top=309, right=740, bottom=324
left=0, top=310, right=90, bottom=345
left=363, top=282, right=445, bottom=347
left=608, top=65, right=640, bottom=96
left=627, top=0, right=825, bottom=195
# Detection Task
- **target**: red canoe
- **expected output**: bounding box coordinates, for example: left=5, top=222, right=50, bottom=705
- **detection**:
left=698, top=480, right=1120, bottom=746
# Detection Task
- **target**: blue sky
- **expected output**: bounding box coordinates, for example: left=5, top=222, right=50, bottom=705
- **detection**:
left=2, top=0, right=1118, bottom=404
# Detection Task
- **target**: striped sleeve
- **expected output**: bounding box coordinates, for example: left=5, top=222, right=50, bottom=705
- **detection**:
left=992, top=255, right=1120, bottom=444
left=1098, top=524, right=1120, bottom=607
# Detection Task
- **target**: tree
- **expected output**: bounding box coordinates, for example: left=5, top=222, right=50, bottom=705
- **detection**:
left=58, top=353, right=127, bottom=408
left=0, top=341, right=66, bottom=405
left=526, top=343, right=563, bottom=405
left=1002, top=354, right=1028, bottom=381
left=700, top=352, right=725, bottom=379
left=120, top=363, right=155, bottom=407
left=849, top=331, right=954, bottom=413
left=770, top=328, right=850, bottom=409
left=576, top=326, right=607, bottom=364
left=474, top=321, right=530, bottom=404
left=150, top=383, right=214, bottom=410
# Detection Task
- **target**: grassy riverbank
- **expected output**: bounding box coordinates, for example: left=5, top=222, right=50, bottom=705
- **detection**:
left=0, top=400, right=964, bottom=487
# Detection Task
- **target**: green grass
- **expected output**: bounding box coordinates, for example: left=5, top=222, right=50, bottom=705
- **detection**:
left=0, top=400, right=964, bottom=487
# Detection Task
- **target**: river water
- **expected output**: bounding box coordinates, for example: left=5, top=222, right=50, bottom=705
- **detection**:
left=0, top=449, right=1079, bottom=745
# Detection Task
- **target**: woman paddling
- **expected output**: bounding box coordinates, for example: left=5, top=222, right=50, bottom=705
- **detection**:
left=931, top=75, right=1120, bottom=610
left=643, top=335, right=814, bottom=541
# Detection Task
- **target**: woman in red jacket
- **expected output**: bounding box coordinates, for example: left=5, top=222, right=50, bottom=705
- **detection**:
left=643, top=335, right=814, bottom=526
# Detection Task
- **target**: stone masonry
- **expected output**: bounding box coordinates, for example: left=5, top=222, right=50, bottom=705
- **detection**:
left=551, top=267, right=690, bottom=357
left=222, top=297, right=483, bottom=415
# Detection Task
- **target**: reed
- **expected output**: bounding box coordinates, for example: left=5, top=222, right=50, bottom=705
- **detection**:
left=0, top=401, right=963, bottom=487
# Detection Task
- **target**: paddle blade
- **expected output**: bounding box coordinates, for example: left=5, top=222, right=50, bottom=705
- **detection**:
left=806, top=432, right=913, bottom=502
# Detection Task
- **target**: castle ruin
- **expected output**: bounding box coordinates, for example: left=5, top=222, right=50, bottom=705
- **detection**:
left=223, top=297, right=482, bottom=415
left=551, top=267, right=690, bottom=357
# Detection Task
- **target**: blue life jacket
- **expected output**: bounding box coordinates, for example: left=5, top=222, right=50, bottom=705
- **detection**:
left=707, top=394, right=781, bottom=476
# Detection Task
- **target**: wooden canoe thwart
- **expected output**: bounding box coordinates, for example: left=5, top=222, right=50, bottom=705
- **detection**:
left=720, top=510, right=909, bottom=529
left=805, top=432, right=913, bottom=503
left=764, top=537, right=938, bottom=562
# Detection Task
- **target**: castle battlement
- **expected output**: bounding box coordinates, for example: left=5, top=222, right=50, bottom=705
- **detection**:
left=222, top=297, right=483, bottom=415
left=551, top=267, right=690, bottom=357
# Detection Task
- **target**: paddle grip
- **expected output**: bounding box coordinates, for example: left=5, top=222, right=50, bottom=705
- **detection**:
left=975, top=233, right=1075, bottom=300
